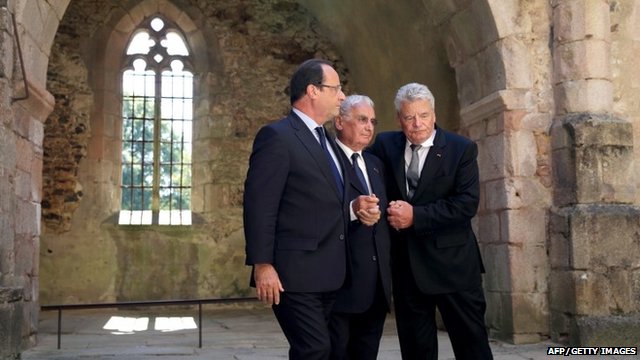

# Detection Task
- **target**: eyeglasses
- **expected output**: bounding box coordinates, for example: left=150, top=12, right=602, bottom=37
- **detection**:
left=315, top=83, right=342, bottom=92
left=354, top=115, right=378, bottom=127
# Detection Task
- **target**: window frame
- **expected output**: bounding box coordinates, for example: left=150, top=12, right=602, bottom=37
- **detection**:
left=119, top=15, right=194, bottom=226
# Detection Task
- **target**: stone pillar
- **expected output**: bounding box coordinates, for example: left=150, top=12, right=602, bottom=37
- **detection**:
left=0, top=288, right=23, bottom=359
left=0, top=0, right=54, bottom=356
left=549, top=0, right=640, bottom=345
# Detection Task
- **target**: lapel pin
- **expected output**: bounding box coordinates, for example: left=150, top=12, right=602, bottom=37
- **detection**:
left=436, top=153, right=442, bottom=158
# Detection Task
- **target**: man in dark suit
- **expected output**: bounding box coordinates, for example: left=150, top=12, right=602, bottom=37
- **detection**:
left=244, top=59, right=366, bottom=359
left=329, top=95, right=392, bottom=360
left=368, top=83, right=493, bottom=360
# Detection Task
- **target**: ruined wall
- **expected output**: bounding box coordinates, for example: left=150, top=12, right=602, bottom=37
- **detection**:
left=15, top=0, right=640, bottom=350
left=39, top=0, right=349, bottom=304
left=548, top=0, right=640, bottom=346
left=1, top=0, right=58, bottom=357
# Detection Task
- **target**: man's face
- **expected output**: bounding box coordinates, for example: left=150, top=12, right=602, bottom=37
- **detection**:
left=317, top=65, right=346, bottom=121
left=335, top=102, right=376, bottom=151
left=397, top=99, right=435, bottom=145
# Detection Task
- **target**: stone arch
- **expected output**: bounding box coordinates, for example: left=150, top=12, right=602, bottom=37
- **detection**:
left=439, top=1, right=554, bottom=343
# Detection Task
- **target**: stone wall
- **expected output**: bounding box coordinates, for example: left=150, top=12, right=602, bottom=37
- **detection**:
left=549, top=0, right=640, bottom=346
left=2, top=0, right=640, bottom=353
left=39, top=0, right=349, bottom=304
left=1, top=0, right=57, bottom=357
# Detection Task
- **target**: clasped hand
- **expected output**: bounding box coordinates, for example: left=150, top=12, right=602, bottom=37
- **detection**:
left=387, top=200, right=413, bottom=230
left=354, top=194, right=380, bottom=226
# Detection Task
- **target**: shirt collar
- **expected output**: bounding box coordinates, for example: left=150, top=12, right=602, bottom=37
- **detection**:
left=335, top=139, right=360, bottom=162
left=406, top=128, right=436, bottom=150
left=292, top=108, right=321, bottom=133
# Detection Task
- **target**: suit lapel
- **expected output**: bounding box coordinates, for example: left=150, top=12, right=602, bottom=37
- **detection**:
left=363, top=154, right=381, bottom=196
left=289, top=113, right=344, bottom=200
left=390, top=133, right=410, bottom=200
left=412, top=128, right=446, bottom=200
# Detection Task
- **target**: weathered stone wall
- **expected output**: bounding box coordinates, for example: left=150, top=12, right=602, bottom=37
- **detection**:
left=1, top=0, right=58, bottom=357
left=549, top=0, right=640, bottom=346
left=39, top=0, right=349, bottom=304
left=447, top=0, right=554, bottom=344
left=41, top=36, right=91, bottom=233
left=2, top=0, right=640, bottom=353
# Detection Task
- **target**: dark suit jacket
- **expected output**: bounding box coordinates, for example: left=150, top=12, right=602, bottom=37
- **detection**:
left=332, top=150, right=392, bottom=313
left=368, top=126, right=485, bottom=294
left=243, top=111, right=349, bottom=292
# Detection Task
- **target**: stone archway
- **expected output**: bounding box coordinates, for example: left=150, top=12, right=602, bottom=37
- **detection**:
left=4, top=1, right=640, bottom=357
left=445, top=1, right=554, bottom=344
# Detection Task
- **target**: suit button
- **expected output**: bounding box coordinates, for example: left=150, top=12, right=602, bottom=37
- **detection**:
left=372, top=256, right=377, bottom=261
left=339, top=234, right=345, bottom=241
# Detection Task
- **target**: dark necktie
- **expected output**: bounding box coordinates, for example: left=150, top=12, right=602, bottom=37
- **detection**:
left=407, top=144, right=422, bottom=199
left=316, top=127, right=344, bottom=197
left=351, top=153, right=370, bottom=194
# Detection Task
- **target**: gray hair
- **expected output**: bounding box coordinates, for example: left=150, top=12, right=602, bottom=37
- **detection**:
left=394, top=83, right=435, bottom=112
left=339, top=94, right=374, bottom=118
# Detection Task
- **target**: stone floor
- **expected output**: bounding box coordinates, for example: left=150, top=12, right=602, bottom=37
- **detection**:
left=20, top=304, right=634, bottom=359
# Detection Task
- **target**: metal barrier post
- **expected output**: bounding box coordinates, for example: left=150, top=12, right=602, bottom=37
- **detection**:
left=198, top=302, right=203, bottom=348
left=57, top=308, right=62, bottom=349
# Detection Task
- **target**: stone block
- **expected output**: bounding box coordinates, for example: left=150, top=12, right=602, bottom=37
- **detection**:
left=551, top=147, right=577, bottom=205
left=0, top=27, right=13, bottom=80
left=548, top=208, right=571, bottom=269
left=0, top=287, right=23, bottom=360
left=14, top=169, right=30, bottom=201
left=499, top=37, right=534, bottom=90
left=553, top=0, right=610, bottom=43
left=478, top=134, right=505, bottom=183
left=508, top=243, right=542, bottom=293
left=569, top=205, right=640, bottom=270
left=575, top=145, right=635, bottom=203
left=519, top=243, right=549, bottom=293
left=511, top=292, right=549, bottom=337
left=501, top=209, right=546, bottom=246
left=484, top=290, right=504, bottom=331
left=574, top=271, right=615, bottom=315
left=571, top=315, right=640, bottom=346
left=14, top=233, right=35, bottom=276
left=549, top=270, right=576, bottom=314
left=486, top=177, right=550, bottom=211
left=554, top=79, right=613, bottom=114
left=15, top=200, right=38, bottom=236
left=632, top=269, right=640, bottom=311
left=0, top=125, right=16, bottom=169
left=551, top=114, right=635, bottom=204
left=522, top=113, right=552, bottom=132
left=555, top=40, right=610, bottom=82
left=508, top=131, right=538, bottom=177
left=467, top=120, right=485, bottom=142
left=482, top=243, right=511, bottom=293
left=476, top=211, right=499, bottom=245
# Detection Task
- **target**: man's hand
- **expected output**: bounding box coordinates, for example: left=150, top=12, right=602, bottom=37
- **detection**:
left=353, top=194, right=380, bottom=226
left=254, top=263, right=284, bottom=305
left=387, top=200, right=414, bottom=230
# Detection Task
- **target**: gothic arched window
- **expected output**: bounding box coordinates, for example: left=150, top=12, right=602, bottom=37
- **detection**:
left=119, top=16, right=193, bottom=225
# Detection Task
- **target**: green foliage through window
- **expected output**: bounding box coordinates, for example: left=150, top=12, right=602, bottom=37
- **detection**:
left=119, top=15, right=193, bottom=225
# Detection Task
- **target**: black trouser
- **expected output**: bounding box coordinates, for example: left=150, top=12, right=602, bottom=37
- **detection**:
left=273, top=291, right=337, bottom=360
left=393, top=251, right=493, bottom=360
left=329, top=285, right=388, bottom=360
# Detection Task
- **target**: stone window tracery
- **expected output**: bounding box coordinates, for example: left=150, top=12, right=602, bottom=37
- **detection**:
left=119, top=15, right=193, bottom=225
